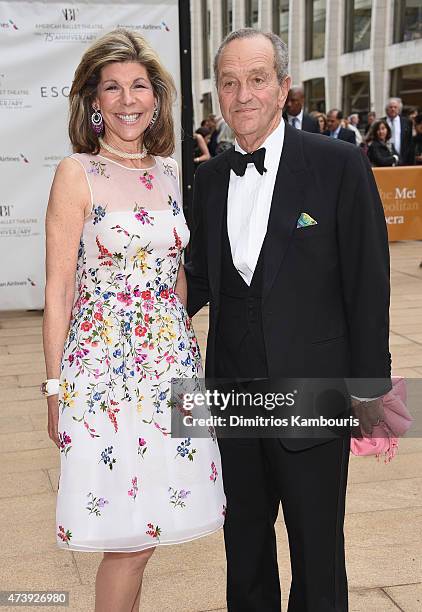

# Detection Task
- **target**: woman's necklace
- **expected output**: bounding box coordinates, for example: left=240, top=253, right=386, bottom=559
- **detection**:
left=99, top=137, right=148, bottom=160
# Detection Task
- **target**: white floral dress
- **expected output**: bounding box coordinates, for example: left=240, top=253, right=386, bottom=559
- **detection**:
left=56, top=153, right=225, bottom=552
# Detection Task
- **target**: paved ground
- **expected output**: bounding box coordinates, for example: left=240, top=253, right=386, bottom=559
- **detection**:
left=0, top=241, right=421, bottom=611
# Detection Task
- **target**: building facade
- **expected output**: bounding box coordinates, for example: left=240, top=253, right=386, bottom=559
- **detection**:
left=190, top=0, right=422, bottom=125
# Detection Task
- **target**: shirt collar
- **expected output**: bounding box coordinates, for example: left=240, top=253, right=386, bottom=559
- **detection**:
left=234, top=118, right=285, bottom=171
left=332, top=124, right=342, bottom=137
left=287, top=109, right=303, bottom=124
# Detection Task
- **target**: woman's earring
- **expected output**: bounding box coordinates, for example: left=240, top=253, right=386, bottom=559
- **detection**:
left=148, top=106, right=159, bottom=128
left=91, top=108, right=104, bottom=134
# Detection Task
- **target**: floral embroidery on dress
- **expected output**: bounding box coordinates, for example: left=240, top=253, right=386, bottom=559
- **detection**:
left=128, top=476, right=139, bottom=500
left=168, top=194, right=180, bottom=216
left=146, top=523, right=161, bottom=541
left=93, top=205, right=107, bottom=225
left=138, top=437, right=147, bottom=458
left=56, top=153, right=225, bottom=552
left=175, top=438, right=197, bottom=461
left=162, top=162, right=176, bottom=179
left=210, top=461, right=218, bottom=483
left=134, top=203, right=154, bottom=225
left=88, top=160, right=110, bottom=178
left=59, top=432, right=72, bottom=457
left=57, top=525, right=72, bottom=545
left=86, top=492, right=109, bottom=516
left=99, top=445, right=116, bottom=470
left=140, top=170, right=154, bottom=190
left=59, top=380, right=78, bottom=412
left=168, top=487, right=191, bottom=508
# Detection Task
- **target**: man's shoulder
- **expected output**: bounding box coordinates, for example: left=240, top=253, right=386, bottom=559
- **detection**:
left=195, top=148, right=232, bottom=179
left=297, top=128, right=363, bottom=174
left=300, top=128, right=355, bottom=154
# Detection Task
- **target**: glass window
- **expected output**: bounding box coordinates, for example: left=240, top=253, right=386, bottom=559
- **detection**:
left=342, top=72, right=370, bottom=118
left=390, top=64, right=422, bottom=110
left=201, top=92, right=213, bottom=119
left=222, top=0, right=233, bottom=37
left=393, top=0, right=422, bottom=43
left=304, top=78, right=326, bottom=112
left=305, top=1, right=326, bottom=60
left=272, top=0, right=289, bottom=48
left=201, top=0, right=211, bottom=79
left=245, top=0, right=259, bottom=28
left=344, top=0, right=372, bottom=53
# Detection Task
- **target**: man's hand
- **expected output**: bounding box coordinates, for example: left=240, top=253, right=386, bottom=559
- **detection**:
left=351, top=397, right=385, bottom=437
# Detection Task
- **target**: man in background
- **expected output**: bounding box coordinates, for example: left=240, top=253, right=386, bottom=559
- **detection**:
left=324, top=108, right=356, bottom=144
left=283, top=85, right=320, bottom=133
left=348, top=113, right=362, bottom=145
left=382, top=98, right=414, bottom=165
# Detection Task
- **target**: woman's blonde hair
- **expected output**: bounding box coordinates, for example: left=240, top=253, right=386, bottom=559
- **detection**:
left=69, top=29, right=176, bottom=156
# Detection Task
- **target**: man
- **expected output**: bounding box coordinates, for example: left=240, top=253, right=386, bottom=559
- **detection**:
left=324, top=109, right=356, bottom=144
left=365, top=110, right=376, bottom=135
left=185, top=28, right=391, bottom=611
left=348, top=113, right=362, bottom=145
left=382, top=97, right=414, bottom=165
left=283, top=85, right=320, bottom=133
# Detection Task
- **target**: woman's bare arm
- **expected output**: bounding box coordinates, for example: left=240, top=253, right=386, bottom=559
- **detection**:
left=43, top=157, right=89, bottom=445
left=175, top=261, right=187, bottom=308
left=193, top=133, right=211, bottom=163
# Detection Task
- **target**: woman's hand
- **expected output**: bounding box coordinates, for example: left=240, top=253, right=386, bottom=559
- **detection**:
left=47, top=395, right=60, bottom=448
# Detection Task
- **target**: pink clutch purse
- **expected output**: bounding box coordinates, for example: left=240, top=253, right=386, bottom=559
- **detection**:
left=350, top=377, right=412, bottom=462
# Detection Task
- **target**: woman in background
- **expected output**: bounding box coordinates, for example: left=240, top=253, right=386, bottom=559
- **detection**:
left=367, top=119, right=399, bottom=167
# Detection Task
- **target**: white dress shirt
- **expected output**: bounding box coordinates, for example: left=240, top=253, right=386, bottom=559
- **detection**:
left=386, top=115, right=401, bottom=155
left=227, top=119, right=284, bottom=285
left=287, top=109, right=303, bottom=129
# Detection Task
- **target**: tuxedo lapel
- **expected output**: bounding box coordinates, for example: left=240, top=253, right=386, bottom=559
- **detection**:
left=263, top=124, right=308, bottom=301
left=207, top=150, right=232, bottom=306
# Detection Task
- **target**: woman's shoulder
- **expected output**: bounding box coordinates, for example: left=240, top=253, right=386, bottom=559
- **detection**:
left=156, top=155, right=180, bottom=182
left=67, top=152, right=98, bottom=169
left=369, top=140, right=386, bottom=150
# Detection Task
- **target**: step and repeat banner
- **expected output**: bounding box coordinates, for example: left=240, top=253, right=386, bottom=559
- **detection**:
left=373, top=166, right=422, bottom=242
left=0, top=0, right=181, bottom=310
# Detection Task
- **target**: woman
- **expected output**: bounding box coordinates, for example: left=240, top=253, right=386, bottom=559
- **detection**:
left=367, top=120, right=399, bottom=167
left=42, top=29, right=225, bottom=611
left=193, top=127, right=210, bottom=170
left=309, top=110, right=327, bottom=133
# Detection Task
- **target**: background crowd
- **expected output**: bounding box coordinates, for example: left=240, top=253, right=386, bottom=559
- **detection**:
left=193, top=88, right=422, bottom=169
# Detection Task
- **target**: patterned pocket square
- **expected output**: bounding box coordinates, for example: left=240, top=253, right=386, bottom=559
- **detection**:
left=297, top=212, right=318, bottom=228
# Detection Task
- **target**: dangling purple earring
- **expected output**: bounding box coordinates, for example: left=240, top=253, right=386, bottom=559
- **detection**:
left=91, top=108, right=103, bottom=134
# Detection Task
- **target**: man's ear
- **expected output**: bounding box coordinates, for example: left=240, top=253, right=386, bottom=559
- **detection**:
left=278, top=75, right=292, bottom=110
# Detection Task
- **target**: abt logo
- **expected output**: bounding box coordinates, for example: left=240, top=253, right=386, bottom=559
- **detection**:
left=0, top=205, right=13, bottom=217
left=62, top=8, right=78, bottom=21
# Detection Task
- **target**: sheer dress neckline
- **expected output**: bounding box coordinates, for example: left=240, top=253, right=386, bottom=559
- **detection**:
left=97, top=154, right=157, bottom=171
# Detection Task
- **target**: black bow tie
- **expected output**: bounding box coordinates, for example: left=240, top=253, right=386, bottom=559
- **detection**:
left=228, top=147, right=267, bottom=177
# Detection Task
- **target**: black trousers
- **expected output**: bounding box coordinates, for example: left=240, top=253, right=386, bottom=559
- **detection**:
left=215, top=323, right=350, bottom=611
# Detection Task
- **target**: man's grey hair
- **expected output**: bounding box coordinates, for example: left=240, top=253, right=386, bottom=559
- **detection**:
left=386, top=97, right=403, bottom=112
left=213, top=28, right=289, bottom=86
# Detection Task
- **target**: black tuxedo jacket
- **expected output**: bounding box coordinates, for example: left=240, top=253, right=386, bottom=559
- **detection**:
left=323, top=127, right=356, bottom=144
left=283, top=112, right=320, bottom=133
left=381, top=116, right=414, bottom=165
left=185, top=123, right=391, bottom=398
